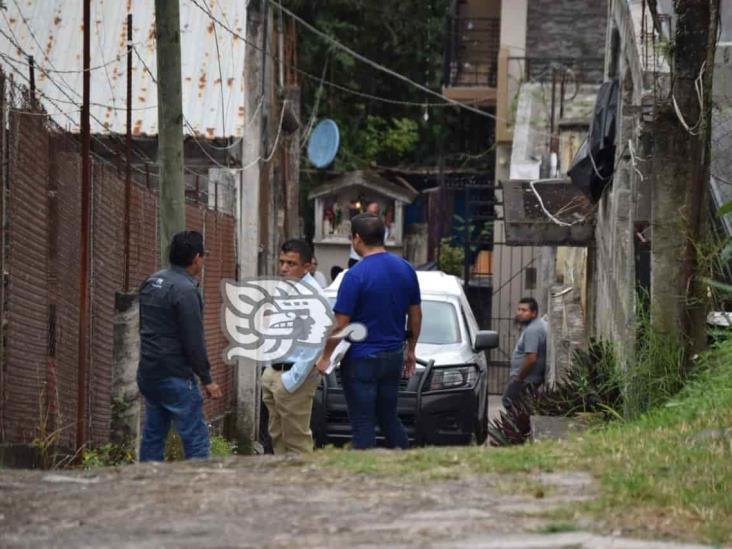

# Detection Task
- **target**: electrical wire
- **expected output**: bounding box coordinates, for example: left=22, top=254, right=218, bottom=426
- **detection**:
left=201, top=0, right=228, bottom=138
left=300, top=52, right=330, bottom=150
left=187, top=0, right=477, bottom=110
left=7, top=0, right=82, bottom=101
left=528, top=179, right=589, bottom=228
left=0, top=50, right=137, bottom=75
left=182, top=99, right=287, bottom=172
left=267, top=0, right=498, bottom=120
left=2, top=60, right=138, bottom=167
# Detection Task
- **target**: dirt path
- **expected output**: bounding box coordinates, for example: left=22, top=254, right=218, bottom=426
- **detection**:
left=0, top=455, right=713, bottom=548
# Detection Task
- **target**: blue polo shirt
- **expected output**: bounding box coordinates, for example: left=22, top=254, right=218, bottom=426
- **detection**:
left=334, top=252, right=420, bottom=359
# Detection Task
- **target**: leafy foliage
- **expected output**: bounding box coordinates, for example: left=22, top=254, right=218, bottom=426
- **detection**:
left=534, top=340, right=622, bottom=419
left=487, top=340, right=622, bottom=447
left=287, top=0, right=494, bottom=170
left=81, top=443, right=135, bottom=469
left=436, top=237, right=464, bottom=277
left=625, top=304, right=687, bottom=418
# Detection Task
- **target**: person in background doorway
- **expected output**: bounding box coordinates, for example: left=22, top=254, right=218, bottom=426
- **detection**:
left=502, top=297, right=547, bottom=412
left=137, top=231, right=222, bottom=462
left=330, top=265, right=344, bottom=283
left=310, top=255, right=329, bottom=288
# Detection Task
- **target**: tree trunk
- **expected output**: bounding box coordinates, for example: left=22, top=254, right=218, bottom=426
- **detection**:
left=650, top=1, right=719, bottom=362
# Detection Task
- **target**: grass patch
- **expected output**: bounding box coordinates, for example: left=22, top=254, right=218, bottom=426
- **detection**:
left=309, top=335, right=732, bottom=545
left=535, top=521, right=579, bottom=534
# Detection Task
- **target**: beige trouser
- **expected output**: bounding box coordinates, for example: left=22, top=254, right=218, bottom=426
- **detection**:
left=261, top=367, right=320, bottom=454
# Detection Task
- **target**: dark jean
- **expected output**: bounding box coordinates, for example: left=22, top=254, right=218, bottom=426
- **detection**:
left=341, top=346, right=408, bottom=450
left=137, top=374, right=210, bottom=462
left=502, top=379, right=541, bottom=412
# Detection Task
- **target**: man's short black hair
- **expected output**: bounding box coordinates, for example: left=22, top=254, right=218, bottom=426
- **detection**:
left=351, top=213, right=385, bottom=246
left=169, top=231, right=205, bottom=267
left=519, top=297, right=539, bottom=313
left=280, top=239, right=313, bottom=264
left=331, top=265, right=343, bottom=282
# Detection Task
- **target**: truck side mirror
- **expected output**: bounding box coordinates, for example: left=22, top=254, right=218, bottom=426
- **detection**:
left=474, top=330, right=499, bottom=351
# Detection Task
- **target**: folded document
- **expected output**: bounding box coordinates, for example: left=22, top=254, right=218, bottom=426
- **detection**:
left=325, top=339, right=351, bottom=375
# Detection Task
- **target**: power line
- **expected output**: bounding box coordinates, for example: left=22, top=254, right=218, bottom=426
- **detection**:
left=2, top=60, right=132, bottom=164
left=201, top=0, right=228, bottom=138
left=7, top=0, right=82, bottom=101
left=186, top=0, right=469, bottom=110
left=0, top=50, right=135, bottom=75
left=195, top=0, right=560, bottom=144
left=267, top=0, right=498, bottom=120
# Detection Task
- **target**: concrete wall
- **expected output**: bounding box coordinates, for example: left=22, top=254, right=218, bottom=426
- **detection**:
left=500, top=0, right=527, bottom=55
left=526, top=0, right=608, bottom=61
left=589, top=0, right=652, bottom=369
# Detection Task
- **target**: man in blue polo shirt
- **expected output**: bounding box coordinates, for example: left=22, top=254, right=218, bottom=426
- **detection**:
left=316, top=213, right=422, bottom=449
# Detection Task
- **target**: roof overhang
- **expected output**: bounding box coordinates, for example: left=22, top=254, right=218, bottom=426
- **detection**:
left=308, top=170, right=419, bottom=203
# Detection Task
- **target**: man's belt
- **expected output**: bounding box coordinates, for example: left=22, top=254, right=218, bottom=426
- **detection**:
left=271, top=362, right=294, bottom=372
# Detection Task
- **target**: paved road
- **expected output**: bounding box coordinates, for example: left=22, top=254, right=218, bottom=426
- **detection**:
left=0, top=455, right=715, bottom=548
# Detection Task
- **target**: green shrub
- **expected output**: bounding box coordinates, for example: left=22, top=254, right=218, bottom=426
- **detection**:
left=210, top=435, right=237, bottom=457
left=81, top=443, right=135, bottom=469
left=437, top=237, right=464, bottom=277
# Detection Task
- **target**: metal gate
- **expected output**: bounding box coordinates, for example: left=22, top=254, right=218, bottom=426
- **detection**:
left=486, top=218, right=542, bottom=395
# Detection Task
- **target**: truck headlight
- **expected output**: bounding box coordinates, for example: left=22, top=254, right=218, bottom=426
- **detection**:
left=429, top=365, right=479, bottom=390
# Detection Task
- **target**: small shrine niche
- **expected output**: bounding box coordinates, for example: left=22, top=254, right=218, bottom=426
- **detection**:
left=308, top=170, right=418, bottom=278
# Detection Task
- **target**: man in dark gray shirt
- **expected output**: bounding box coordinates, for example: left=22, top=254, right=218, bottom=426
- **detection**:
left=137, top=231, right=222, bottom=461
left=503, top=297, right=547, bottom=411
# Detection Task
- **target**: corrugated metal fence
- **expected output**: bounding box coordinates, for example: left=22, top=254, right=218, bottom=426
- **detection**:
left=0, top=73, right=237, bottom=449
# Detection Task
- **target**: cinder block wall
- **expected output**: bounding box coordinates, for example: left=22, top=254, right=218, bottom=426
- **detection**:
left=526, top=0, right=608, bottom=61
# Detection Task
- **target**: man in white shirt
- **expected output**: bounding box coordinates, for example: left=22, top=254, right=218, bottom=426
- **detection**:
left=261, top=239, right=325, bottom=454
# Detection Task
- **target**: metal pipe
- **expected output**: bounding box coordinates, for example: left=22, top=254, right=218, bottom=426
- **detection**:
left=0, top=72, right=7, bottom=441
left=550, top=68, right=558, bottom=153
left=76, top=0, right=92, bottom=453
left=28, top=56, right=35, bottom=106
left=124, top=13, right=132, bottom=292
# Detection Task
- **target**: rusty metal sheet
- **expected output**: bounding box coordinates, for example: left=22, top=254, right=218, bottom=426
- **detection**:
left=49, top=142, right=83, bottom=449
left=4, top=113, right=50, bottom=444
left=89, top=163, right=126, bottom=444
left=0, top=0, right=246, bottom=138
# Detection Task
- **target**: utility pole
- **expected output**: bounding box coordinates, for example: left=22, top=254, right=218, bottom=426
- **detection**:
left=234, top=0, right=265, bottom=453
left=76, top=0, right=92, bottom=453
left=155, top=0, right=186, bottom=265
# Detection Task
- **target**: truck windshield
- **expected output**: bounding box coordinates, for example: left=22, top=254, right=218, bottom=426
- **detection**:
left=325, top=298, right=461, bottom=345
left=419, top=300, right=461, bottom=344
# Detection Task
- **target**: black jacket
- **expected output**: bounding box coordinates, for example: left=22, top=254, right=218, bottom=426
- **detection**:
left=137, top=266, right=212, bottom=385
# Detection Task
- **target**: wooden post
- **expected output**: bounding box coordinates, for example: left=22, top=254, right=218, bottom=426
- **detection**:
left=154, top=0, right=186, bottom=266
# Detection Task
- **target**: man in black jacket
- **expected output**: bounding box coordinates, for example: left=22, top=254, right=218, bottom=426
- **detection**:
left=137, top=231, right=222, bottom=461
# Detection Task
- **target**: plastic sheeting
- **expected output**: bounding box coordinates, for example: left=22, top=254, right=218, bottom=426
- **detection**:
left=568, top=80, right=619, bottom=202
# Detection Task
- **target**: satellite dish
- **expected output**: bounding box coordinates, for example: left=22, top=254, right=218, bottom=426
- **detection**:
left=307, top=119, right=340, bottom=168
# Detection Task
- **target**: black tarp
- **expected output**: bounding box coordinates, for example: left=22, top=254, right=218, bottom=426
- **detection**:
left=568, top=79, right=619, bottom=202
